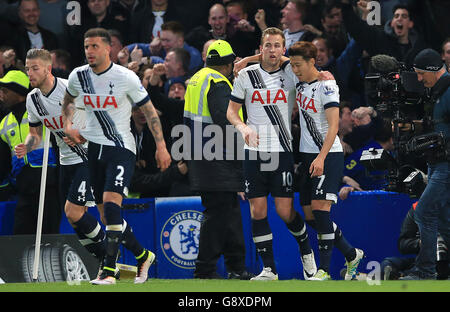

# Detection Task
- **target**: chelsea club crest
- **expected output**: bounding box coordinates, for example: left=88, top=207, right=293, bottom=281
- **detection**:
left=160, top=210, right=203, bottom=269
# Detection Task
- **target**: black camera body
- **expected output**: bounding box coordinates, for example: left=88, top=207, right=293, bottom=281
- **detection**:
left=360, top=62, right=428, bottom=197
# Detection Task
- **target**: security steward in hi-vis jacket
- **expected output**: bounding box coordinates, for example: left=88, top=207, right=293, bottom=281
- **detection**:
left=183, top=40, right=250, bottom=279
left=0, top=70, right=61, bottom=234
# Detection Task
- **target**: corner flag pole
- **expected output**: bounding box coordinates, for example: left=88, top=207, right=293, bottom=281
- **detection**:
left=32, top=130, right=51, bottom=282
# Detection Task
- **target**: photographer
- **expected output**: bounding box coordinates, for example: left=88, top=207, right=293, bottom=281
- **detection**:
left=400, top=48, right=450, bottom=280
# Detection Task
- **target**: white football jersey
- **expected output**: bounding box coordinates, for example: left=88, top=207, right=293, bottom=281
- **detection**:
left=26, top=77, right=88, bottom=165
left=284, top=63, right=343, bottom=154
left=66, top=62, right=150, bottom=154
left=231, top=63, right=296, bottom=152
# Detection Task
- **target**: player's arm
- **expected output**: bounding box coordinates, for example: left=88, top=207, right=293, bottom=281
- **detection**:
left=309, top=106, right=340, bottom=177
left=139, top=100, right=172, bottom=171
left=14, top=125, right=43, bottom=158
left=62, top=91, right=85, bottom=145
left=227, top=100, right=259, bottom=147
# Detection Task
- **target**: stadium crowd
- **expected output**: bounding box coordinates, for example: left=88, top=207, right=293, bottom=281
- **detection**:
left=0, top=0, right=449, bottom=280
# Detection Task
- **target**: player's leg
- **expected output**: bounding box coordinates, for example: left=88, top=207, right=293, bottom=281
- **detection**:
left=101, top=146, right=154, bottom=284
left=310, top=199, right=334, bottom=280
left=61, top=163, right=106, bottom=261
left=244, top=150, right=277, bottom=280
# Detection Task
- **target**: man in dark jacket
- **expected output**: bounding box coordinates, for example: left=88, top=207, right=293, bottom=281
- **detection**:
left=340, top=1, right=428, bottom=68
left=381, top=202, right=449, bottom=280
left=11, top=0, right=58, bottom=62
left=183, top=40, right=249, bottom=279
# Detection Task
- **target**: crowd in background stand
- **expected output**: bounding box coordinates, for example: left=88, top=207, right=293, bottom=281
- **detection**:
left=0, top=1, right=449, bottom=270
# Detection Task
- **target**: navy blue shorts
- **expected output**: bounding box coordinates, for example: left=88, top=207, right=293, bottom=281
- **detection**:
left=59, top=162, right=95, bottom=206
left=88, top=142, right=136, bottom=204
left=243, top=150, right=294, bottom=199
left=297, top=152, right=344, bottom=206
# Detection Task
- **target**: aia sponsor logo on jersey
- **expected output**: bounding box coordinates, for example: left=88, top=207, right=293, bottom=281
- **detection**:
left=43, top=115, right=64, bottom=130
left=251, top=89, right=287, bottom=105
left=296, top=92, right=317, bottom=113
left=83, top=95, right=118, bottom=109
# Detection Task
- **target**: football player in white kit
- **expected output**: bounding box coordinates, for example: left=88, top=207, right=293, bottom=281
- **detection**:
left=15, top=49, right=107, bottom=265
left=233, top=40, right=365, bottom=280
left=285, top=41, right=364, bottom=280
left=227, top=27, right=317, bottom=281
left=62, top=28, right=171, bottom=285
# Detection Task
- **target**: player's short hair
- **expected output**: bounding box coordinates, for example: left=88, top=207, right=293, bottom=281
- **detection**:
left=84, top=27, right=112, bottom=46
left=261, top=27, right=285, bottom=46
left=161, top=21, right=185, bottom=37
left=288, top=41, right=317, bottom=60
left=26, top=48, right=52, bottom=64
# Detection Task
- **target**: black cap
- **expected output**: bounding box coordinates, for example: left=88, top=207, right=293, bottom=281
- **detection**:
left=413, top=48, right=444, bottom=72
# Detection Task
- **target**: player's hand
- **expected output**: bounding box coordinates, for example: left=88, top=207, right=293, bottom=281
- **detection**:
left=64, top=128, right=86, bottom=145
left=233, top=57, right=249, bottom=77
left=318, top=71, right=335, bottom=81
left=241, top=126, right=259, bottom=147
left=309, top=156, right=324, bottom=177
left=155, top=147, right=172, bottom=171
left=14, top=143, right=27, bottom=159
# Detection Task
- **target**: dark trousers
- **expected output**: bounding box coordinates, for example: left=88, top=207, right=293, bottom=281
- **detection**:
left=13, top=167, right=61, bottom=235
left=194, top=191, right=246, bottom=276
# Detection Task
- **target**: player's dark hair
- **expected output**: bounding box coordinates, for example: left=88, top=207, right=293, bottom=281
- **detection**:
left=288, top=41, right=317, bottom=60
left=84, top=28, right=112, bottom=46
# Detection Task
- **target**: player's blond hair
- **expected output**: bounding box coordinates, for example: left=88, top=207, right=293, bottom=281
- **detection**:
left=26, top=48, right=52, bottom=65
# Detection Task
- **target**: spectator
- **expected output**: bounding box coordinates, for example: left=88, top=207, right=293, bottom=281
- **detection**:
left=338, top=101, right=354, bottom=155
left=37, top=0, right=69, bottom=49
left=129, top=0, right=179, bottom=43
left=381, top=202, right=449, bottom=280
left=202, top=39, right=216, bottom=64
left=312, top=36, right=365, bottom=105
left=343, top=106, right=382, bottom=152
left=185, top=3, right=258, bottom=58
left=127, top=21, right=202, bottom=74
left=442, top=37, right=450, bottom=72
left=130, top=63, right=194, bottom=198
left=110, top=0, right=147, bottom=22
left=50, top=49, right=71, bottom=78
left=280, top=0, right=315, bottom=51
left=108, top=29, right=124, bottom=64
left=68, top=0, right=130, bottom=67
left=129, top=106, right=188, bottom=198
left=339, top=118, right=394, bottom=200
left=340, top=1, right=428, bottom=68
left=10, top=0, right=59, bottom=62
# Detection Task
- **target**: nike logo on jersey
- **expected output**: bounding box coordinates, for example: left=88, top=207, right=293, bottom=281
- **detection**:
left=296, top=92, right=317, bottom=113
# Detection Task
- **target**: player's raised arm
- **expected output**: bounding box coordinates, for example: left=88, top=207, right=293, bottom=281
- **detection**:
left=139, top=100, right=172, bottom=171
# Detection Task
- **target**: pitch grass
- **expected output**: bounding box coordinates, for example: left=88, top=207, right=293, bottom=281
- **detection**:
left=0, top=279, right=449, bottom=292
